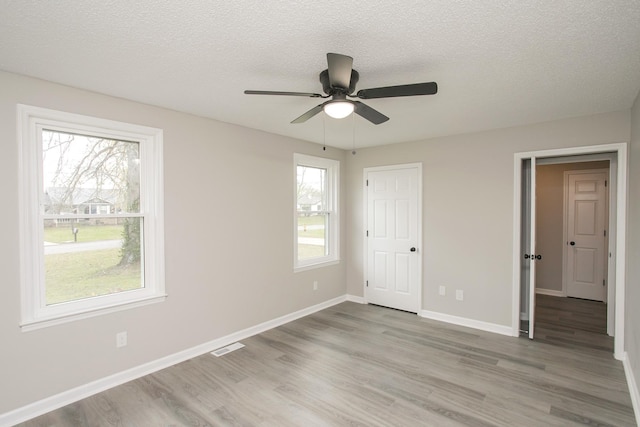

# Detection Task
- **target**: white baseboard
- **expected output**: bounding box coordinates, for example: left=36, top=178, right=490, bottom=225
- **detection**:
left=346, top=294, right=366, bottom=304
left=622, top=352, right=640, bottom=425
left=535, top=288, right=565, bottom=297
left=420, top=309, right=513, bottom=337
left=0, top=295, right=347, bottom=427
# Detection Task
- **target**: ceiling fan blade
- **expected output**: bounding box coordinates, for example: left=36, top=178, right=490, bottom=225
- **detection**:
left=356, top=82, right=438, bottom=99
left=326, top=53, right=353, bottom=89
left=244, top=90, right=324, bottom=98
left=291, top=104, right=325, bottom=124
left=353, top=101, right=389, bottom=125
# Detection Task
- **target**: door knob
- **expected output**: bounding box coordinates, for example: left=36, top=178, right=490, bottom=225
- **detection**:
left=535, top=254, right=542, bottom=260
left=410, top=247, right=416, bottom=252
left=524, top=254, right=531, bottom=259
left=570, top=241, right=575, bottom=246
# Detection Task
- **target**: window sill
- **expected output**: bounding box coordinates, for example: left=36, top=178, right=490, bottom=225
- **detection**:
left=20, top=294, right=167, bottom=332
left=294, top=259, right=340, bottom=273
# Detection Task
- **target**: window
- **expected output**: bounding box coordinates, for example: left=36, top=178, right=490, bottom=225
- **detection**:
left=18, top=105, right=165, bottom=330
left=294, top=154, right=339, bottom=270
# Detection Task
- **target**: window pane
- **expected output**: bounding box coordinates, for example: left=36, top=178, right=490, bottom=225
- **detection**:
left=297, top=213, right=328, bottom=260
left=43, top=218, right=143, bottom=305
left=297, top=165, right=326, bottom=213
left=42, top=130, right=141, bottom=215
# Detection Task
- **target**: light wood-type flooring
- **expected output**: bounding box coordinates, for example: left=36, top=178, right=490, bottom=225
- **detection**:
left=18, top=298, right=636, bottom=426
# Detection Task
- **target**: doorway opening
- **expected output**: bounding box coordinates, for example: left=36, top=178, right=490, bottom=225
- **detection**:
left=512, top=143, right=627, bottom=360
left=534, top=162, right=610, bottom=345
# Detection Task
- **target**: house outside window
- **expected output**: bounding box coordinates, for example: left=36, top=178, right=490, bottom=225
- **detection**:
left=294, top=153, right=339, bottom=271
left=18, top=105, right=165, bottom=330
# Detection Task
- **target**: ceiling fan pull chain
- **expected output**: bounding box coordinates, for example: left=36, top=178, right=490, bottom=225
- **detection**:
left=352, top=112, right=357, bottom=155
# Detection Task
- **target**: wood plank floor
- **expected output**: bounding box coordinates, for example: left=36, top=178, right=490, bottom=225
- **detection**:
left=18, top=300, right=635, bottom=426
left=534, top=294, right=612, bottom=352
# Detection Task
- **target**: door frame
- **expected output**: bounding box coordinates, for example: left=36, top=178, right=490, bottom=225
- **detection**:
left=562, top=168, right=610, bottom=303
left=512, top=143, right=627, bottom=360
left=363, top=163, right=423, bottom=313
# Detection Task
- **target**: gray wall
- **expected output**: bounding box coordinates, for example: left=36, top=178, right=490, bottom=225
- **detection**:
left=0, top=71, right=346, bottom=414
left=1, top=68, right=638, bottom=416
left=345, top=112, right=630, bottom=326
left=536, top=161, right=610, bottom=293
left=627, top=88, right=640, bottom=400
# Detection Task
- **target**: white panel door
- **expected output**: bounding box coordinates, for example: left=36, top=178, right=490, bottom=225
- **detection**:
left=366, top=166, right=420, bottom=313
left=521, top=158, right=538, bottom=339
left=566, top=171, right=607, bottom=301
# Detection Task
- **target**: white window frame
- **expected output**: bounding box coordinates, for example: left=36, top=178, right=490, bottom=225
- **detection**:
left=18, top=105, right=166, bottom=331
left=294, top=153, right=340, bottom=271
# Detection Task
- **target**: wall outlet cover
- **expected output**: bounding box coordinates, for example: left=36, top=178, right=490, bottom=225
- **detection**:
left=116, top=331, right=127, bottom=348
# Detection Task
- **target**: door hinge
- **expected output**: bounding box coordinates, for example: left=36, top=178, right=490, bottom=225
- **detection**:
left=366, top=179, right=369, bottom=186
left=366, top=230, right=369, bottom=237
left=604, top=229, right=607, bottom=237
left=603, top=279, right=606, bottom=287
left=605, top=180, right=608, bottom=187
left=366, top=280, right=369, bottom=287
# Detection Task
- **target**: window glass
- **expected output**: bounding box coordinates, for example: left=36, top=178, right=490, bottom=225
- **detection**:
left=294, top=154, right=339, bottom=270
left=42, top=130, right=144, bottom=305
left=297, top=165, right=328, bottom=260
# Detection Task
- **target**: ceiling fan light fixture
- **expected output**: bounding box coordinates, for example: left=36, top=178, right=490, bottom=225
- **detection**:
left=323, top=101, right=354, bottom=119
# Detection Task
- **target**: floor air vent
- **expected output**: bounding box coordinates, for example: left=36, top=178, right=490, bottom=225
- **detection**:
left=211, top=342, right=245, bottom=357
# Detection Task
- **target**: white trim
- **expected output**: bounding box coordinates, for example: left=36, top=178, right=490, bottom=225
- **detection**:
left=512, top=143, right=627, bottom=358
left=293, top=260, right=340, bottom=273
left=20, top=295, right=167, bottom=332
left=535, top=288, right=564, bottom=297
left=607, top=156, right=618, bottom=336
left=363, top=163, right=423, bottom=313
left=419, top=310, right=513, bottom=337
left=512, top=155, right=524, bottom=336
left=346, top=294, right=366, bottom=304
left=0, top=295, right=347, bottom=426
left=622, top=352, right=640, bottom=425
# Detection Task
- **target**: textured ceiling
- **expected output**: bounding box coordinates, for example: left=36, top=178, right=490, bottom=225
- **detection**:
left=1, top=1, right=639, bottom=149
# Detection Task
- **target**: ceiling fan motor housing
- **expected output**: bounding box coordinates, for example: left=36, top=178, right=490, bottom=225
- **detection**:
left=320, top=69, right=359, bottom=95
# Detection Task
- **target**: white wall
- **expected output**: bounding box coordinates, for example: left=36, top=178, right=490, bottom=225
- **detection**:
left=346, top=111, right=630, bottom=327
left=0, top=71, right=346, bottom=414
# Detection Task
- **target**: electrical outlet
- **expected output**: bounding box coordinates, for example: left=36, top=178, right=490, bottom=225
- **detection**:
left=456, top=290, right=464, bottom=301
left=116, top=331, right=127, bottom=348
left=313, top=281, right=318, bottom=291
left=439, top=286, right=446, bottom=296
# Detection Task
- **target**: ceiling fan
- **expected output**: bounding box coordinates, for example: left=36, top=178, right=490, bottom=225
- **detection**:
left=244, top=53, right=438, bottom=125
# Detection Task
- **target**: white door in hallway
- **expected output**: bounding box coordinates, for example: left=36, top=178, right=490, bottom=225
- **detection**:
left=365, top=165, right=421, bottom=313
left=566, top=170, right=608, bottom=301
